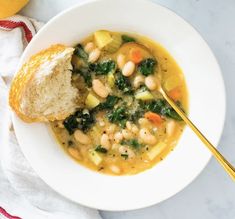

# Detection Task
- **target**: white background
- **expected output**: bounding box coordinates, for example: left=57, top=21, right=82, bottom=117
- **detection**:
left=18, top=0, right=235, bottom=218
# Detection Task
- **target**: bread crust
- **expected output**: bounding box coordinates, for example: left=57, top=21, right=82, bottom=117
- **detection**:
left=9, top=44, right=76, bottom=123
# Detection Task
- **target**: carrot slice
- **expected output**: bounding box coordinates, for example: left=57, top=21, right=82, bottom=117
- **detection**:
left=168, top=87, right=181, bottom=101
left=144, top=112, right=163, bottom=126
left=130, top=49, right=143, bottom=64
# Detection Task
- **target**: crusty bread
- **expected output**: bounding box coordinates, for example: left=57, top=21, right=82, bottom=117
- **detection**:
left=9, top=44, right=78, bottom=123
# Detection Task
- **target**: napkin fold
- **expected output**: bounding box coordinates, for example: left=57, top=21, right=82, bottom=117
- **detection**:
left=0, top=15, right=101, bottom=219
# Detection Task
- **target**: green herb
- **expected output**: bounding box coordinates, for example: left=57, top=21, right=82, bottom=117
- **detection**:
left=97, top=95, right=120, bottom=110
left=89, top=60, right=116, bottom=75
left=122, top=35, right=136, bottom=43
left=74, top=44, right=88, bottom=60
left=73, top=67, right=92, bottom=87
left=115, top=70, right=133, bottom=94
left=121, top=139, right=143, bottom=149
left=107, top=106, right=128, bottom=128
left=121, top=154, right=129, bottom=160
left=138, top=58, right=157, bottom=76
left=63, top=109, right=95, bottom=134
left=95, top=145, right=108, bottom=153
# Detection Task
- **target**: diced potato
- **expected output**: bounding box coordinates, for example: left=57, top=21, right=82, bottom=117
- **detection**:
left=164, top=75, right=181, bottom=91
left=147, top=142, right=166, bottom=160
left=107, top=73, right=115, bottom=87
left=85, top=93, right=100, bottom=109
left=94, top=30, right=113, bottom=49
left=135, top=90, right=154, bottom=100
left=104, top=34, right=122, bottom=53
left=88, top=150, right=103, bottom=165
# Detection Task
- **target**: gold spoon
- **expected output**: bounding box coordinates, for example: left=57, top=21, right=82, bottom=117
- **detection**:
left=158, top=86, right=235, bottom=180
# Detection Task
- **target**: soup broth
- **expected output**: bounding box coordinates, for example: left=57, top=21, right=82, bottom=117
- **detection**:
left=50, top=30, right=188, bottom=175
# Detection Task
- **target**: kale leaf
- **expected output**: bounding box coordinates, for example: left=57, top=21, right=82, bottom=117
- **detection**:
left=121, top=139, right=143, bottom=149
left=138, top=58, right=157, bottom=76
left=63, top=109, right=95, bottom=134
left=122, top=35, right=136, bottom=43
left=95, top=145, right=108, bottom=154
left=89, top=60, right=116, bottom=75
left=115, top=70, right=133, bottom=94
left=107, top=106, right=129, bottom=128
left=74, top=44, right=88, bottom=61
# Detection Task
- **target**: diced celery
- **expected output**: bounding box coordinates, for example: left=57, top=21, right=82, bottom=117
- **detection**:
left=94, top=30, right=113, bottom=49
left=88, top=150, right=103, bottom=165
left=147, top=142, right=166, bottom=160
left=85, top=93, right=100, bottom=109
left=135, top=90, right=154, bottom=100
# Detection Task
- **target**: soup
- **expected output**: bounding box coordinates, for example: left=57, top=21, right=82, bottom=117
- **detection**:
left=50, top=30, right=188, bottom=175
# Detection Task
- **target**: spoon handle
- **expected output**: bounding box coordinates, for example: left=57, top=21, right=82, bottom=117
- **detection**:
left=159, top=88, right=235, bottom=181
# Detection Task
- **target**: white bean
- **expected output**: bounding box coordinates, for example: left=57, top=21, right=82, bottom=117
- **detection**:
left=122, top=61, right=135, bottom=77
left=92, top=79, right=109, bottom=98
left=84, top=42, right=95, bottom=53
left=145, top=75, right=158, bottom=90
left=126, top=121, right=132, bottom=131
left=109, top=165, right=121, bottom=174
left=133, top=75, right=145, bottom=88
left=122, top=129, right=132, bottom=139
left=139, top=128, right=157, bottom=145
left=119, top=146, right=135, bottom=158
left=113, top=132, right=123, bottom=143
left=100, top=133, right=111, bottom=149
left=74, top=130, right=91, bottom=145
left=131, top=124, right=139, bottom=134
left=117, top=54, right=126, bottom=69
left=88, top=48, right=101, bottom=63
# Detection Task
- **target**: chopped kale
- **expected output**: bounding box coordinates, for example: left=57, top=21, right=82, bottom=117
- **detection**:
left=95, top=145, right=108, bottom=154
left=138, top=58, right=157, bottom=76
left=89, top=60, right=116, bottom=75
left=74, top=44, right=88, bottom=61
left=107, top=106, right=129, bottom=128
left=122, top=35, right=136, bottom=43
left=115, top=70, right=133, bottom=94
left=121, top=139, right=143, bottom=150
left=63, top=109, right=95, bottom=134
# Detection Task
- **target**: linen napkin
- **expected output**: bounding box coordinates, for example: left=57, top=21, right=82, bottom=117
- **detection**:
left=0, top=15, right=102, bottom=219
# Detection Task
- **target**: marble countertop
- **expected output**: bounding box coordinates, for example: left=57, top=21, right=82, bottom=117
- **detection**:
left=21, top=0, right=235, bottom=218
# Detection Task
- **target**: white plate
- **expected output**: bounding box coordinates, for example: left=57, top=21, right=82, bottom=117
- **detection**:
left=12, top=0, right=226, bottom=211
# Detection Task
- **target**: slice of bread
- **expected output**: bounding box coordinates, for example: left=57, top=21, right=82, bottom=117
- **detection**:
left=9, top=44, right=78, bottom=123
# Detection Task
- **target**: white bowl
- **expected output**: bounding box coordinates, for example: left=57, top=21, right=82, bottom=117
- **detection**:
left=12, top=0, right=226, bottom=211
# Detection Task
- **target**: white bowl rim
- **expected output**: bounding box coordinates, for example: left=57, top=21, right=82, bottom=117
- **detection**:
left=12, top=0, right=226, bottom=211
